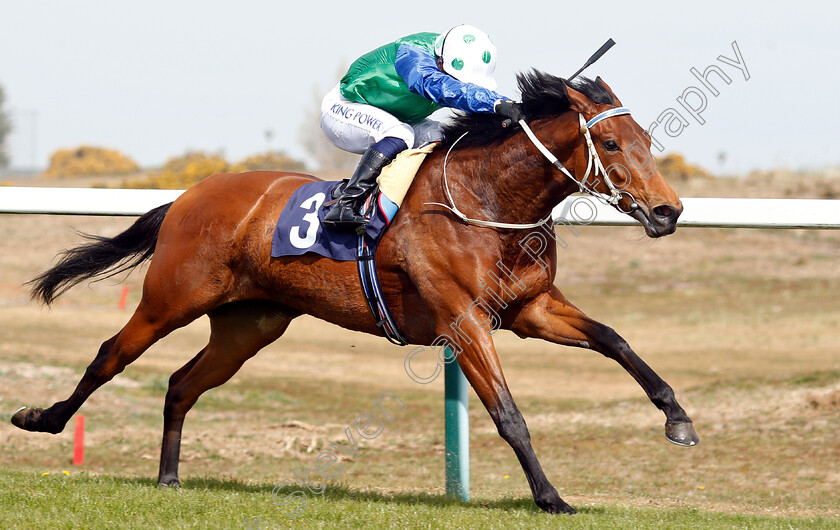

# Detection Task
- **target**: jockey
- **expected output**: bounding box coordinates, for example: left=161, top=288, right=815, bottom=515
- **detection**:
left=321, top=24, right=525, bottom=231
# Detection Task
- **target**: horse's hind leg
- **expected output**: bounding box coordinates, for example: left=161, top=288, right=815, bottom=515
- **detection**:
left=11, top=298, right=204, bottom=435
left=157, top=300, right=297, bottom=487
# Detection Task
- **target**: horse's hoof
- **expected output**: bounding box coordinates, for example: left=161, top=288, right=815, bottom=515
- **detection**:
left=665, top=421, right=700, bottom=446
left=536, top=495, right=576, bottom=515
left=11, top=407, right=44, bottom=432
left=158, top=477, right=181, bottom=488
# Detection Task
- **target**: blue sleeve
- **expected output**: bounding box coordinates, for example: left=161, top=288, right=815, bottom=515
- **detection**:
left=395, top=43, right=508, bottom=114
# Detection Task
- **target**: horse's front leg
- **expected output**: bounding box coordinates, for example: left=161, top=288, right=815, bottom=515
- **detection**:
left=510, top=286, right=699, bottom=446
left=429, top=311, right=575, bottom=514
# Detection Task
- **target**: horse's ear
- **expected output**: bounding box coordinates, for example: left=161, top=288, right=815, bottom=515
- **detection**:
left=595, top=76, right=623, bottom=106
left=565, top=84, right=598, bottom=114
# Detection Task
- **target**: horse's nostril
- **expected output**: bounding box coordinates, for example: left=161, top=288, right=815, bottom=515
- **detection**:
left=653, top=205, right=673, bottom=219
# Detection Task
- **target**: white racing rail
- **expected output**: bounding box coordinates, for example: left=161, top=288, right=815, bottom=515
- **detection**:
left=553, top=195, right=840, bottom=229
left=0, top=187, right=184, bottom=216
left=1, top=187, right=838, bottom=229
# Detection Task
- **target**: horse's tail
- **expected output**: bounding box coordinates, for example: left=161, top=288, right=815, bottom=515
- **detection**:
left=29, top=202, right=173, bottom=306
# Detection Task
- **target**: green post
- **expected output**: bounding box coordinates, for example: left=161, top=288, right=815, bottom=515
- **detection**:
left=444, top=346, right=469, bottom=501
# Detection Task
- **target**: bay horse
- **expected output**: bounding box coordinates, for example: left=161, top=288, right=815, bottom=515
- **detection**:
left=12, top=71, right=698, bottom=514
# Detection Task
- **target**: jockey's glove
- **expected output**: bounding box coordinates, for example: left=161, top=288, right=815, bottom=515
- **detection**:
left=494, top=100, right=526, bottom=124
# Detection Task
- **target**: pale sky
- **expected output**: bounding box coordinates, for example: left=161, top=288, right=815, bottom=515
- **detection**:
left=1, top=1, right=838, bottom=175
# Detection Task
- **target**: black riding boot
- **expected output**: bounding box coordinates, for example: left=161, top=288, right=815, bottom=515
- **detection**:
left=323, top=147, right=392, bottom=231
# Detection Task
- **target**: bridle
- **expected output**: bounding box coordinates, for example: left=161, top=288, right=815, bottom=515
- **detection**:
left=431, top=106, right=640, bottom=230
left=523, top=107, right=639, bottom=214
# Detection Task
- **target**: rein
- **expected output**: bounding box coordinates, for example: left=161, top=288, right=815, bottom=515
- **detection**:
left=427, top=132, right=555, bottom=230
left=430, top=107, right=638, bottom=230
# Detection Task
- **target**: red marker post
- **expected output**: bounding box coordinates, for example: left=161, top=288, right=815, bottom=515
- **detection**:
left=72, top=415, right=85, bottom=466
left=118, top=286, right=129, bottom=311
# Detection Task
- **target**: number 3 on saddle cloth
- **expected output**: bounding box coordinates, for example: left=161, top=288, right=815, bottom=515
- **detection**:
left=271, top=144, right=435, bottom=346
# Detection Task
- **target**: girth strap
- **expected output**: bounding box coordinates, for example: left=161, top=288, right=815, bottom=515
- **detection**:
left=356, top=234, right=409, bottom=346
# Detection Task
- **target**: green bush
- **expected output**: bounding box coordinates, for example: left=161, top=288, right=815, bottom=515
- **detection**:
left=142, top=151, right=229, bottom=189
left=229, top=151, right=306, bottom=173
left=43, top=146, right=139, bottom=178
left=128, top=150, right=307, bottom=189
left=658, top=153, right=713, bottom=181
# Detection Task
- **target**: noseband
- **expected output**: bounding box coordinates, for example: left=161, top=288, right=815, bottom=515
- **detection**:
left=433, top=107, right=639, bottom=230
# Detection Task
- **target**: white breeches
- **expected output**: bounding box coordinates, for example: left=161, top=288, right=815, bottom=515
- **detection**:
left=320, top=84, right=444, bottom=154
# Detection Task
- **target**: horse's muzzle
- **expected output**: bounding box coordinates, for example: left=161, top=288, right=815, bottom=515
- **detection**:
left=631, top=203, right=682, bottom=238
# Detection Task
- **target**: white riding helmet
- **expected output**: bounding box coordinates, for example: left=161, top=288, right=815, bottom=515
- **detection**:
left=434, top=24, right=498, bottom=91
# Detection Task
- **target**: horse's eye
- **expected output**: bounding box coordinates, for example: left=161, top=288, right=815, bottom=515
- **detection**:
left=604, top=140, right=620, bottom=152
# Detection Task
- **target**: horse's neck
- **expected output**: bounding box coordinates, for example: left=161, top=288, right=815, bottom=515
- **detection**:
left=437, top=125, right=580, bottom=226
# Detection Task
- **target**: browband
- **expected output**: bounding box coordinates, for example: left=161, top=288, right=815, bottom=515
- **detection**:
left=586, top=106, right=631, bottom=128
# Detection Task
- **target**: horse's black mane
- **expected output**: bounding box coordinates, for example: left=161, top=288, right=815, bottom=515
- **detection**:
left=440, top=71, right=615, bottom=149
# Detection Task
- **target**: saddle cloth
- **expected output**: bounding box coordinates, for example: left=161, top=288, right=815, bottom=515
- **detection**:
left=270, top=143, right=435, bottom=261
left=270, top=180, right=394, bottom=261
